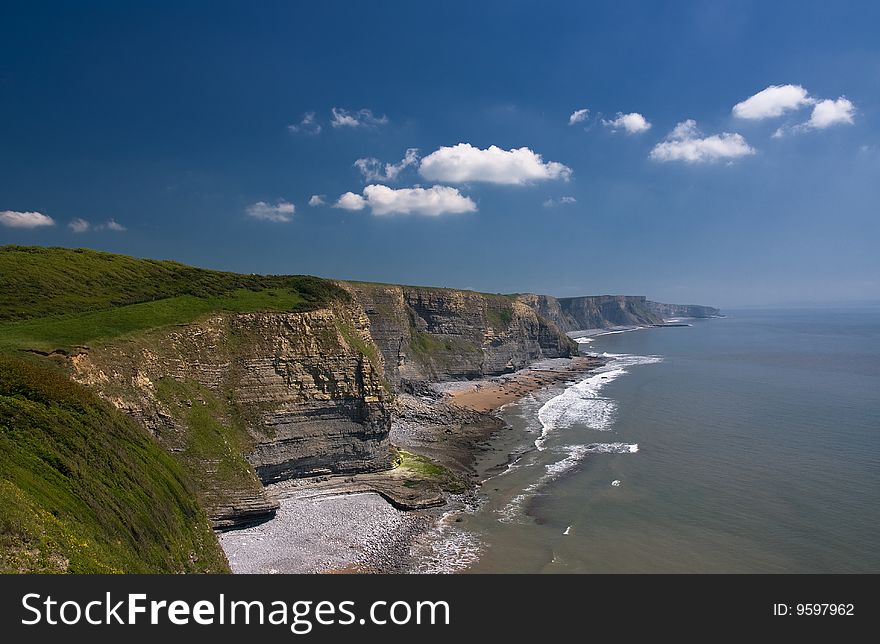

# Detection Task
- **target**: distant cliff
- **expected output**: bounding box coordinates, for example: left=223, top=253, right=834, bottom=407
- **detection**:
left=519, top=294, right=660, bottom=332
left=343, top=283, right=577, bottom=391
left=517, top=294, right=720, bottom=332
left=644, top=301, right=721, bottom=319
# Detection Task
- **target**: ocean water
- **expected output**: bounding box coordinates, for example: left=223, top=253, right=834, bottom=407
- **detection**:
left=424, top=308, right=880, bottom=573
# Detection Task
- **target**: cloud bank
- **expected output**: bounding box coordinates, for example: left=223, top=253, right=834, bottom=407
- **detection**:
left=732, top=84, right=814, bottom=120
left=602, top=111, right=652, bottom=134
left=335, top=185, right=476, bottom=216
left=0, top=210, right=55, bottom=228
left=68, top=218, right=90, bottom=233
left=806, top=97, right=855, bottom=129
left=543, top=196, right=577, bottom=208
left=734, top=84, right=856, bottom=137
left=330, top=107, right=388, bottom=129
left=288, top=112, right=322, bottom=135
left=67, top=217, right=126, bottom=232
left=418, top=143, right=571, bottom=185
left=568, top=108, right=589, bottom=125
left=245, top=200, right=295, bottom=222
left=650, top=120, right=755, bottom=163
left=355, top=148, right=420, bottom=182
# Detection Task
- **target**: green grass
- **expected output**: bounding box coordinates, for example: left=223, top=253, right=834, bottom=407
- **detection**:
left=0, top=288, right=307, bottom=352
left=335, top=320, right=381, bottom=369
left=410, top=330, right=449, bottom=354
left=0, top=245, right=347, bottom=318
left=335, top=320, right=392, bottom=394
left=0, top=246, right=351, bottom=352
left=154, top=378, right=262, bottom=511
left=0, top=356, right=228, bottom=573
left=485, top=302, right=514, bottom=330
left=395, top=450, right=466, bottom=494
left=409, top=330, right=481, bottom=358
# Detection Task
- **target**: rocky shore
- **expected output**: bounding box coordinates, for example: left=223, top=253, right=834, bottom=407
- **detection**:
left=218, top=354, right=607, bottom=574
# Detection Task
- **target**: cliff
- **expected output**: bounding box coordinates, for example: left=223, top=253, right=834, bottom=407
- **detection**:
left=519, top=294, right=661, bottom=332
left=68, top=302, right=394, bottom=529
left=342, top=283, right=577, bottom=391
left=644, top=301, right=722, bottom=319
left=517, top=294, right=721, bottom=332
left=0, top=246, right=720, bottom=546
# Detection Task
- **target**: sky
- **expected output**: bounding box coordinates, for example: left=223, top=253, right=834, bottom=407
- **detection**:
left=1, top=1, right=878, bottom=307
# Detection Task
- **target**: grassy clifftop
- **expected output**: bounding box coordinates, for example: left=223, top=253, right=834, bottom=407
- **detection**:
left=0, top=356, right=229, bottom=573
left=0, top=246, right=350, bottom=352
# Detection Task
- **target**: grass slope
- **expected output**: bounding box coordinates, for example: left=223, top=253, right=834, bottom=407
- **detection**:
left=0, top=356, right=229, bottom=573
left=0, top=246, right=349, bottom=351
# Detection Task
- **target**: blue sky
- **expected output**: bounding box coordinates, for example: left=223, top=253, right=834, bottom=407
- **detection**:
left=1, top=1, right=878, bottom=307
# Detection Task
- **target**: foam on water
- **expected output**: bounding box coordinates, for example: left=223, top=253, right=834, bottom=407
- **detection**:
left=412, top=522, right=482, bottom=574
left=497, top=442, right=639, bottom=522
left=535, top=353, right=661, bottom=449
left=410, top=494, right=484, bottom=574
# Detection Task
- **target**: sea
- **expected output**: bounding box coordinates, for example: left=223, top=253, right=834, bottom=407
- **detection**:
left=414, top=307, right=880, bottom=573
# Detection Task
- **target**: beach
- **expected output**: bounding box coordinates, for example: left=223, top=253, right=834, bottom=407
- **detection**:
left=217, top=353, right=608, bottom=573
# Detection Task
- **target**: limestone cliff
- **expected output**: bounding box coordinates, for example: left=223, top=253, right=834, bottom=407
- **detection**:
left=342, top=283, right=577, bottom=391
left=517, top=294, right=661, bottom=332
left=69, top=302, right=393, bottom=528
left=517, top=294, right=721, bottom=332
left=644, top=301, right=722, bottom=319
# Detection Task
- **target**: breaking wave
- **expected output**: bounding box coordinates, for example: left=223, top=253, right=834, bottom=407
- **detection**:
left=535, top=353, right=661, bottom=449
left=497, top=442, right=639, bottom=523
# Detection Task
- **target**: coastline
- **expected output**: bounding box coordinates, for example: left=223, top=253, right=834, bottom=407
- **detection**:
left=218, top=353, right=608, bottom=573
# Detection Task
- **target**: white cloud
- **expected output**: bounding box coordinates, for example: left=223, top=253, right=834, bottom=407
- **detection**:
left=354, top=148, right=420, bottom=183
left=67, top=217, right=126, bottom=232
left=334, top=192, right=367, bottom=211
left=806, top=97, right=855, bottom=129
left=308, top=194, right=326, bottom=206
left=602, top=111, right=652, bottom=134
left=330, top=107, right=388, bottom=129
left=364, top=185, right=477, bottom=216
left=245, top=200, right=295, bottom=222
left=568, top=108, right=589, bottom=125
left=288, top=112, right=322, bottom=135
left=68, top=218, right=90, bottom=233
left=732, top=84, right=814, bottom=120
left=335, top=185, right=477, bottom=216
left=650, top=119, right=755, bottom=163
left=773, top=96, right=856, bottom=137
left=0, top=210, right=55, bottom=228
left=418, top=143, right=572, bottom=185
left=734, top=85, right=856, bottom=137
left=543, top=196, right=577, bottom=208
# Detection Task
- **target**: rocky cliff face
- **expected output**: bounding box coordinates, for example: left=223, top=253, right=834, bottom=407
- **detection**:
left=343, top=283, right=577, bottom=391
left=517, top=294, right=721, bottom=332
left=518, top=294, right=663, bottom=332
left=644, top=301, right=721, bottom=319
left=69, top=303, right=393, bottom=528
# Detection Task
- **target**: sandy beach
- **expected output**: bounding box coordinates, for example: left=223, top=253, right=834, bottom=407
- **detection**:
left=443, top=355, right=606, bottom=412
